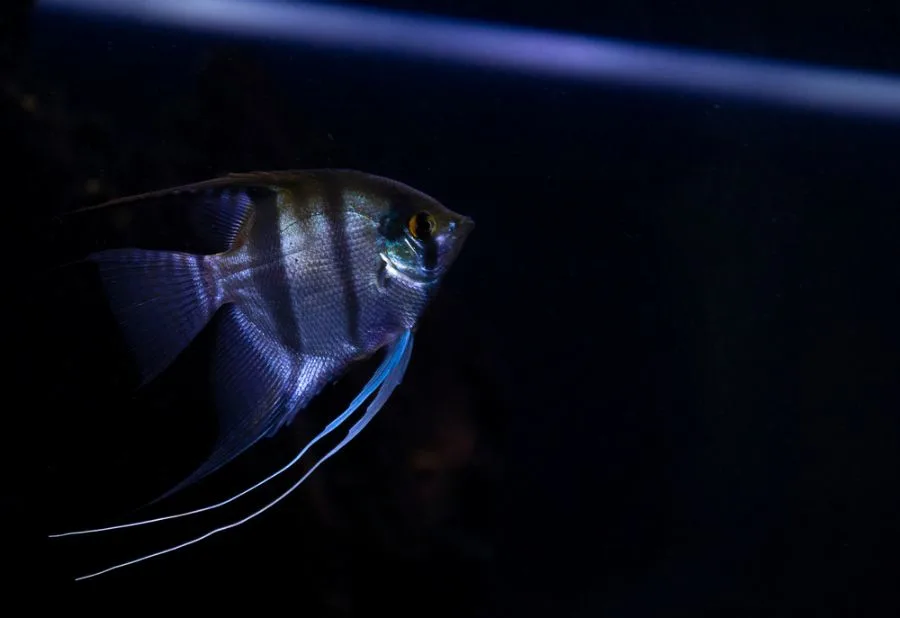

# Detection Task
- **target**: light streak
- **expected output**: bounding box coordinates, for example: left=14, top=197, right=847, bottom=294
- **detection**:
left=38, top=0, right=900, bottom=120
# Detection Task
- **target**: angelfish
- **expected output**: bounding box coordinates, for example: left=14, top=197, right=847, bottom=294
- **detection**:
left=48, top=169, right=474, bottom=580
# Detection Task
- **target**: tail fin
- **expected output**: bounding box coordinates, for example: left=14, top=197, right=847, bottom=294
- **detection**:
left=89, top=248, right=223, bottom=386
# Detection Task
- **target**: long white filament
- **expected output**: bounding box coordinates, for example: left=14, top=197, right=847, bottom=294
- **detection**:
left=48, top=332, right=410, bottom=537
left=56, top=330, right=413, bottom=581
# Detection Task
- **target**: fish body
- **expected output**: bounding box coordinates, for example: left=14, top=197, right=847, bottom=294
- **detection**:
left=85, top=169, right=474, bottom=500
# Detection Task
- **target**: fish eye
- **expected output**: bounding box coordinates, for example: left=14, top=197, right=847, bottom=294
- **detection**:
left=407, top=211, right=436, bottom=241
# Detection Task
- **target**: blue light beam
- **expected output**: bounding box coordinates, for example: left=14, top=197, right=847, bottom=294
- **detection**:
left=38, top=0, right=900, bottom=120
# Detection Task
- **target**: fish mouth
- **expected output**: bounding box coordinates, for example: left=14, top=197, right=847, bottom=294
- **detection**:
left=456, top=216, right=476, bottom=240
left=444, top=215, right=475, bottom=263
left=421, top=215, right=473, bottom=280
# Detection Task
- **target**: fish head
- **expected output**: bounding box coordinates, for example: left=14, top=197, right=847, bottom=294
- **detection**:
left=379, top=197, right=474, bottom=283
left=373, top=179, right=474, bottom=323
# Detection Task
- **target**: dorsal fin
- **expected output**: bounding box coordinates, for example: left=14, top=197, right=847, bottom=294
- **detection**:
left=62, top=175, right=288, bottom=254
left=64, top=173, right=279, bottom=217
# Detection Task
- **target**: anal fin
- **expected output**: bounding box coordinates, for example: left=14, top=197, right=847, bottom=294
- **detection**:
left=151, top=304, right=325, bottom=504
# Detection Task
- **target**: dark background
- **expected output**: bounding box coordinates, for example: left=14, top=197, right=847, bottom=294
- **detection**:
left=4, top=0, right=899, bottom=615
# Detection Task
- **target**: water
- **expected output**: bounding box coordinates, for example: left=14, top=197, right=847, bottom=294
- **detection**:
left=7, top=1, right=900, bottom=615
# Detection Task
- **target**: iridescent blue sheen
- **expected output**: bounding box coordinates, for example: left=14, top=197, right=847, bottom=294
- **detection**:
left=48, top=170, right=473, bottom=580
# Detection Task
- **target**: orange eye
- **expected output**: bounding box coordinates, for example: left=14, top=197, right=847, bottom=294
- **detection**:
left=408, top=211, right=436, bottom=240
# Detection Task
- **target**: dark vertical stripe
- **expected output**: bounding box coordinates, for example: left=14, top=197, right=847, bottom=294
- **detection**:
left=247, top=187, right=303, bottom=351
left=322, top=174, right=362, bottom=348
left=423, top=239, right=438, bottom=271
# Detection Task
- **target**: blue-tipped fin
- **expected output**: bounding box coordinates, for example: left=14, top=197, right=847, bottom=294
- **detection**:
left=58, top=330, right=415, bottom=582
left=48, top=329, right=413, bottom=539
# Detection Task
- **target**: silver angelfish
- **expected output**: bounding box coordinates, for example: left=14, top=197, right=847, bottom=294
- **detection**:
left=48, top=169, right=474, bottom=580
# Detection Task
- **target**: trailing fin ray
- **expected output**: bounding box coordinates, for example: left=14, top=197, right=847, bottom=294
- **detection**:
left=65, top=330, right=414, bottom=582
left=47, top=330, right=413, bottom=544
